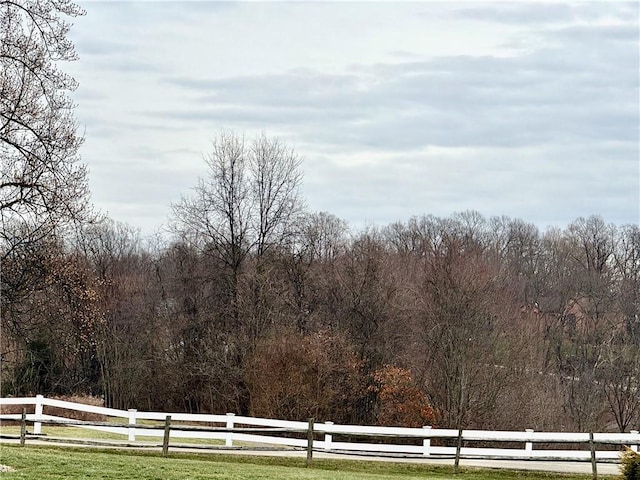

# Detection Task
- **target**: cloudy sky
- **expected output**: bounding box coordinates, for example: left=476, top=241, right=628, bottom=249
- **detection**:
left=66, top=1, right=639, bottom=237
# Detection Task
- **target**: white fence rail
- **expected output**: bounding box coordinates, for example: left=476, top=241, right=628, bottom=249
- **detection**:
left=1, top=395, right=639, bottom=462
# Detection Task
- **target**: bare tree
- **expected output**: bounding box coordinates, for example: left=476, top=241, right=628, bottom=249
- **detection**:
left=171, top=132, right=304, bottom=324
left=173, top=132, right=250, bottom=270
left=172, top=132, right=303, bottom=261
left=412, top=237, right=522, bottom=430
left=250, top=134, right=304, bottom=256
left=601, top=341, right=640, bottom=432
left=533, top=218, right=620, bottom=431
left=300, top=211, right=349, bottom=263
left=169, top=132, right=304, bottom=412
left=599, top=224, right=640, bottom=432
left=1, top=0, right=96, bottom=397
left=616, top=224, right=640, bottom=336
left=1, top=0, right=90, bottom=251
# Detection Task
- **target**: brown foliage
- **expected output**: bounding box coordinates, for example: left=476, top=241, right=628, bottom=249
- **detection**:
left=3, top=208, right=638, bottom=434
left=370, top=365, right=436, bottom=427
left=244, top=328, right=368, bottom=423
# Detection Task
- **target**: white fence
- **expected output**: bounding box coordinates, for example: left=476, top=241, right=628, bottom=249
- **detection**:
left=1, top=395, right=639, bottom=462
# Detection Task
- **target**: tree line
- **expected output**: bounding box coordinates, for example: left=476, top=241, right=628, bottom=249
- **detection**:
left=3, top=175, right=639, bottom=432
left=1, top=1, right=639, bottom=433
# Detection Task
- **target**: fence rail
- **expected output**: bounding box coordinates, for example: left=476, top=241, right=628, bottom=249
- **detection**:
left=2, top=395, right=639, bottom=463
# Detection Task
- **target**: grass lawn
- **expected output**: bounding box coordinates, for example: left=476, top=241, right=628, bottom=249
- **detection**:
left=0, top=424, right=226, bottom=445
left=0, top=445, right=619, bottom=480
left=1, top=425, right=127, bottom=441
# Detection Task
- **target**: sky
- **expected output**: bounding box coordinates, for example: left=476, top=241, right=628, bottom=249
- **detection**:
left=65, top=1, right=640, bottom=237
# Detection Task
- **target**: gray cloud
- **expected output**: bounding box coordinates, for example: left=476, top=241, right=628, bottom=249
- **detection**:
left=155, top=29, right=638, bottom=152
left=69, top=1, right=639, bottom=234
left=75, top=37, right=131, bottom=57
left=450, top=2, right=577, bottom=25
left=451, top=2, right=637, bottom=25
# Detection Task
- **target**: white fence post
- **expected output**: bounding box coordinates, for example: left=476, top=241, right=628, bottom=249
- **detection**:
left=324, top=421, right=333, bottom=451
left=631, top=430, right=639, bottom=453
left=33, top=395, right=44, bottom=435
left=128, top=409, right=137, bottom=442
left=225, top=413, right=235, bottom=447
left=525, top=428, right=534, bottom=453
left=423, top=426, right=432, bottom=456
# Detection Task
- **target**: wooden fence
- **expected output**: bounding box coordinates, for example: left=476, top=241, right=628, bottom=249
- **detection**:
left=2, top=395, right=639, bottom=465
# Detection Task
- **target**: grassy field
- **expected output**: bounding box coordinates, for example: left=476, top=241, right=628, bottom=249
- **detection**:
left=1, top=424, right=127, bottom=441
left=0, top=445, right=620, bottom=480
left=0, top=424, right=226, bottom=445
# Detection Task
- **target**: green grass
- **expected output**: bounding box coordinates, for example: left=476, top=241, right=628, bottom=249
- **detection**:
left=0, top=445, right=619, bottom=480
left=1, top=425, right=127, bottom=441
left=0, top=424, right=226, bottom=445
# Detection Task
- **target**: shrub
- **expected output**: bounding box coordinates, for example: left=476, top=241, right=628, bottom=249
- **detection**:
left=244, top=328, right=369, bottom=423
left=621, top=447, right=640, bottom=480
left=370, top=365, right=436, bottom=428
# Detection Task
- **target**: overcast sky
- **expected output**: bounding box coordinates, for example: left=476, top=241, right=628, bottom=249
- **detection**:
left=66, top=1, right=639, bottom=237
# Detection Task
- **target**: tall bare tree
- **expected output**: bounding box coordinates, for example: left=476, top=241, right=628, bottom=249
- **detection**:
left=169, top=132, right=304, bottom=412
left=599, top=224, right=640, bottom=432
left=250, top=134, right=304, bottom=256
left=301, top=211, right=349, bottom=263
left=171, top=132, right=304, bottom=320
left=1, top=0, right=89, bottom=251
left=172, top=132, right=303, bottom=262
left=1, top=1, right=96, bottom=395
left=412, top=237, right=522, bottom=430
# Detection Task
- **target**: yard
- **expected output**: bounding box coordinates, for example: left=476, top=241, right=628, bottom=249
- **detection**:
left=0, top=445, right=619, bottom=480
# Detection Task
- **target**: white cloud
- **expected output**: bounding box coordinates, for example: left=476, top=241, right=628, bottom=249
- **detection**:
left=66, top=1, right=639, bottom=236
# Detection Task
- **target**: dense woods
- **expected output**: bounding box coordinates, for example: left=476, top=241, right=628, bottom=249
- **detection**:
left=2, top=204, right=639, bottom=432
left=1, top=0, right=639, bottom=435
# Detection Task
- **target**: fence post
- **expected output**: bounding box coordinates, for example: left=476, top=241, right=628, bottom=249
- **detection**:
left=162, top=415, right=171, bottom=456
left=422, top=426, right=432, bottom=456
left=33, top=395, right=43, bottom=435
left=306, top=417, right=314, bottom=468
left=225, top=413, right=235, bottom=447
left=20, top=408, right=26, bottom=446
left=589, top=431, right=597, bottom=480
left=631, top=430, right=639, bottom=453
left=324, top=421, right=333, bottom=451
left=128, top=409, right=137, bottom=442
left=525, top=428, right=534, bottom=454
left=454, top=428, right=463, bottom=472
